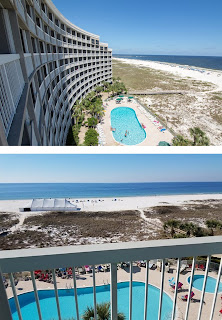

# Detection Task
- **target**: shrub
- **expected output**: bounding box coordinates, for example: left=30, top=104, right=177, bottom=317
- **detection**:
left=87, top=117, right=98, bottom=127
left=84, top=128, right=99, bottom=146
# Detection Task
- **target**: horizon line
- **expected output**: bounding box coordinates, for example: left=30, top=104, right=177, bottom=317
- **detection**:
left=112, top=53, right=222, bottom=58
left=0, top=181, right=222, bottom=184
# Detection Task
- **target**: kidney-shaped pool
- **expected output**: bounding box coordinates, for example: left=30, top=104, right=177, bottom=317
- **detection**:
left=111, top=107, right=146, bottom=145
left=9, top=281, right=173, bottom=320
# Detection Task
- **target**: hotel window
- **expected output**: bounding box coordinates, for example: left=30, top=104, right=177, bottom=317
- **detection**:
left=26, top=4, right=32, bottom=17
left=39, top=41, right=44, bottom=53
left=44, top=25, right=48, bottom=34
left=48, top=12, right=53, bottom=21
left=36, top=16, right=41, bottom=28
left=42, top=65, right=47, bottom=78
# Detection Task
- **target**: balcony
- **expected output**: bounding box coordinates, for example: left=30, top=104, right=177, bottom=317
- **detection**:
left=0, top=54, right=25, bottom=137
left=0, top=236, right=222, bottom=320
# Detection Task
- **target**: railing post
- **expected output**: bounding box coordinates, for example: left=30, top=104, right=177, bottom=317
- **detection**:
left=110, top=263, right=117, bottom=320
left=0, top=271, right=13, bottom=320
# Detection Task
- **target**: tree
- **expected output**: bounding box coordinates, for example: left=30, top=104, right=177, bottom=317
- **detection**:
left=87, top=117, right=98, bottom=128
left=82, top=302, right=126, bottom=320
left=205, top=220, right=220, bottom=236
left=189, top=127, right=210, bottom=146
left=84, top=128, right=99, bottom=146
left=164, top=220, right=179, bottom=238
left=95, top=86, right=103, bottom=97
left=172, top=135, right=192, bottom=146
left=72, top=100, right=84, bottom=126
left=179, top=222, right=196, bottom=237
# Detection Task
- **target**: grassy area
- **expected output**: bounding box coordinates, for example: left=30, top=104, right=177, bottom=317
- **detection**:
left=144, top=200, right=222, bottom=232
left=112, top=59, right=215, bottom=92
left=0, top=211, right=156, bottom=250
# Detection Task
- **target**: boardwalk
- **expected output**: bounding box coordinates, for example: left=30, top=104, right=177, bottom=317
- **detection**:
left=128, top=90, right=185, bottom=95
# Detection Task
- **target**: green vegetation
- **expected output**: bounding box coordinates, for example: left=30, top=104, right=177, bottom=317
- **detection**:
left=205, top=219, right=222, bottom=236
left=172, top=135, right=192, bottom=146
left=189, top=127, right=210, bottom=146
left=87, top=117, right=98, bottom=128
left=163, top=219, right=207, bottom=238
left=172, top=127, right=210, bottom=146
left=66, top=86, right=104, bottom=146
left=112, top=60, right=214, bottom=92
left=82, top=302, right=126, bottom=320
left=84, top=128, right=99, bottom=146
left=164, top=218, right=222, bottom=239
left=66, top=78, right=127, bottom=145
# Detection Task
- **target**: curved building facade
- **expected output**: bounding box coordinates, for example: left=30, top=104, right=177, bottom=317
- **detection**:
left=0, top=0, right=112, bottom=146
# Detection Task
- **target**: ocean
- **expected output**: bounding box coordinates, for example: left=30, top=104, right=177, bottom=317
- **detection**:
left=0, top=182, right=222, bottom=200
left=113, top=54, right=222, bottom=71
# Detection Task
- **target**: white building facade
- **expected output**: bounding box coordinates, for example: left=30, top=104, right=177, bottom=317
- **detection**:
left=0, top=0, right=112, bottom=146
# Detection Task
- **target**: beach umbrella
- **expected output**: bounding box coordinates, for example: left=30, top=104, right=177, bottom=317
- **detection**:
left=119, top=95, right=124, bottom=97
left=128, top=96, right=134, bottom=99
left=158, top=141, right=170, bottom=146
left=116, top=98, right=122, bottom=101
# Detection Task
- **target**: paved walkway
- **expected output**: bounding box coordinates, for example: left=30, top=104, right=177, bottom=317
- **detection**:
left=101, top=97, right=173, bottom=146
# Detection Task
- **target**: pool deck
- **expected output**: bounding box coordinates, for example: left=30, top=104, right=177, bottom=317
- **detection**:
left=101, top=97, right=174, bottom=146
left=5, top=263, right=221, bottom=319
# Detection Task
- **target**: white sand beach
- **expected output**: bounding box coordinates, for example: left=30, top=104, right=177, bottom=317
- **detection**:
left=1, top=193, right=222, bottom=214
left=114, top=57, right=222, bottom=91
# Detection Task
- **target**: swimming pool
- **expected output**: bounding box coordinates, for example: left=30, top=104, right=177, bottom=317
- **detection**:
left=188, top=275, right=222, bottom=293
left=9, top=282, right=173, bottom=320
left=111, top=107, right=146, bottom=145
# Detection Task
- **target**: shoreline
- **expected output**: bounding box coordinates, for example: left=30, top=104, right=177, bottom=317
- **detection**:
left=113, top=55, right=222, bottom=73
left=1, top=190, right=222, bottom=201
left=113, top=57, right=222, bottom=91
left=1, top=193, right=222, bottom=214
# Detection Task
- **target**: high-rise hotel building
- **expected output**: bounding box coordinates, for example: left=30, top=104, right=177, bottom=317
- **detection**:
left=0, top=0, right=112, bottom=146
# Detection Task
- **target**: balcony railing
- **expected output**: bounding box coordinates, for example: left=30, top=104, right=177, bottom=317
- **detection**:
left=0, top=236, right=222, bottom=320
left=0, top=54, right=25, bottom=137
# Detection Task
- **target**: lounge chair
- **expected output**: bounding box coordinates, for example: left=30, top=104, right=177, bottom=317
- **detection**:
left=168, top=277, right=175, bottom=284
left=181, top=291, right=195, bottom=301
left=97, top=265, right=104, bottom=272
left=180, top=264, right=188, bottom=273
left=171, top=282, right=183, bottom=291
left=199, top=264, right=205, bottom=271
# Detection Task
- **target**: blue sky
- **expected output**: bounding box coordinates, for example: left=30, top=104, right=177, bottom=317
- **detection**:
left=0, top=154, right=221, bottom=183
left=52, top=0, right=222, bottom=56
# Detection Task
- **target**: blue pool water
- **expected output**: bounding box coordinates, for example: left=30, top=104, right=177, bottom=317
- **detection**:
left=188, top=275, right=222, bottom=293
left=9, top=282, right=173, bottom=320
left=111, top=107, right=146, bottom=145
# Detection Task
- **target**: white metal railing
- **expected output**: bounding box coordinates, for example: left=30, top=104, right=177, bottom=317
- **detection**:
left=0, top=54, right=25, bottom=136
left=0, top=236, right=222, bottom=320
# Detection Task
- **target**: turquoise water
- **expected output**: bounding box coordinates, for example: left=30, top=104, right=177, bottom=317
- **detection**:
left=1, top=182, right=222, bottom=200
left=9, top=282, right=173, bottom=320
left=188, top=275, right=222, bottom=293
left=111, top=107, right=146, bottom=145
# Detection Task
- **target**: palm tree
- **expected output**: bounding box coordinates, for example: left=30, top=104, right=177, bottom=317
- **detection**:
left=95, top=86, right=103, bottom=97
left=72, top=100, right=84, bottom=126
left=205, top=220, right=219, bottom=236
left=87, top=91, right=96, bottom=102
left=179, top=222, right=196, bottom=237
left=164, top=220, right=179, bottom=238
left=189, top=127, right=210, bottom=146
left=82, top=302, right=126, bottom=320
left=172, top=135, right=192, bottom=146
